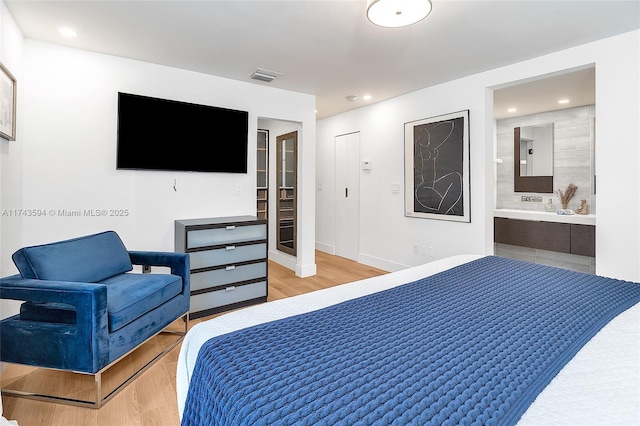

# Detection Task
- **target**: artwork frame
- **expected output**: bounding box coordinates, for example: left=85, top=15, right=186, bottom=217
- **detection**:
left=404, top=110, right=470, bottom=222
left=0, top=62, right=17, bottom=141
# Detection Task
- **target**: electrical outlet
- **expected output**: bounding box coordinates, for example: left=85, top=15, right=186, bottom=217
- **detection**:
left=142, top=265, right=151, bottom=273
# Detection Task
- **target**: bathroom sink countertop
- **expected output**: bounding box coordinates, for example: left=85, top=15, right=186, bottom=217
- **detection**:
left=493, top=208, right=596, bottom=225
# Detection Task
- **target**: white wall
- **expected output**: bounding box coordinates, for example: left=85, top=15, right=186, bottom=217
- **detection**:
left=0, top=0, right=24, bottom=318
left=258, top=118, right=315, bottom=274
left=0, top=37, right=316, bottom=318
left=317, top=87, right=489, bottom=272
left=317, top=30, right=640, bottom=281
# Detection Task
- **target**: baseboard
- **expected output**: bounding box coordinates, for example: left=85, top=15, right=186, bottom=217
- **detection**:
left=273, top=244, right=407, bottom=275
left=315, top=242, right=335, bottom=255
left=268, top=249, right=296, bottom=271
left=313, top=243, right=408, bottom=273
left=295, top=262, right=317, bottom=278
left=268, top=250, right=317, bottom=278
left=357, top=253, right=409, bottom=273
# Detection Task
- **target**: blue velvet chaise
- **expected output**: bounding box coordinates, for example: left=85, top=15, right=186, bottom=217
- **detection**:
left=0, top=230, right=190, bottom=408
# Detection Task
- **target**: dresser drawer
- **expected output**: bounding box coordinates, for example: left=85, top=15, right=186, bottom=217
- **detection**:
left=186, top=224, right=267, bottom=249
left=189, top=243, right=266, bottom=270
left=176, top=216, right=268, bottom=319
left=190, top=281, right=267, bottom=313
left=191, top=262, right=267, bottom=291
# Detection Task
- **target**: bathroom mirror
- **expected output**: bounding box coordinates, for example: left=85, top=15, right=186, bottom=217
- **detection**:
left=514, top=124, right=553, bottom=193
left=518, top=123, right=554, bottom=177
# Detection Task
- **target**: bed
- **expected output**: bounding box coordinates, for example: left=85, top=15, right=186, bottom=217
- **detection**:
left=177, top=255, right=640, bottom=425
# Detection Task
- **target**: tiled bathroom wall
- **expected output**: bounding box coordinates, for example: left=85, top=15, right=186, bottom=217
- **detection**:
left=496, top=105, right=596, bottom=213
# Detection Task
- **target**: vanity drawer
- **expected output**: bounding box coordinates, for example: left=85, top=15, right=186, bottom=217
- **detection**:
left=190, top=281, right=267, bottom=314
left=494, top=217, right=570, bottom=253
left=570, top=224, right=596, bottom=257
left=189, top=243, right=266, bottom=270
left=494, top=218, right=595, bottom=257
left=190, top=262, right=267, bottom=292
left=186, top=224, right=267, bottom=249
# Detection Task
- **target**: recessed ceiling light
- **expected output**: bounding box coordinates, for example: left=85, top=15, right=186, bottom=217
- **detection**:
left=58, top=27, right=78, bottom=37
left=558, top=99, right=570, bottom=104
left=346, top=95, right=358, bottom=102
left=507, top=108, right=517, bottom=113
left=363, top=95, right=372, bottom=101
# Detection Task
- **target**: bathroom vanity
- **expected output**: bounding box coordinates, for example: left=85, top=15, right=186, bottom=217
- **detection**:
left=494, top=210, right=595, bottom=257
left=494, top=209, right=596, bottom=272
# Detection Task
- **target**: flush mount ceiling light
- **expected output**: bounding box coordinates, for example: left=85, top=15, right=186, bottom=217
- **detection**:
left=366, top=0, right=432, bottom=28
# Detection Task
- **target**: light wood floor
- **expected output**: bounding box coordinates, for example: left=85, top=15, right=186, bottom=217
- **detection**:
left=1, top=251, right=386, bottom=426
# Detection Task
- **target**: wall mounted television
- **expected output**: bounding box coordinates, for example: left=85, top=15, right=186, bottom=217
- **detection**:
left=116, top=92, right=248, bottom=173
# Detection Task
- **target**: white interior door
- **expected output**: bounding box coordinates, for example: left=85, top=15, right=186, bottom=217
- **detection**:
left=335, top=132, right=360, bottom=261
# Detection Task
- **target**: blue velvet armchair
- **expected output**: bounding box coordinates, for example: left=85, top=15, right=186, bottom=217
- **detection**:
left=0, top=231, right=190, bottom=408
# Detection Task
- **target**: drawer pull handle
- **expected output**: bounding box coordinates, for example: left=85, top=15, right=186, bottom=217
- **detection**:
left=225, top=286, right=236, bottom=292
left=226, top=225, right=236, bottom=230
left=226, top=245, right=236, bottom=251
left=226, top=265, right=236, bottom=271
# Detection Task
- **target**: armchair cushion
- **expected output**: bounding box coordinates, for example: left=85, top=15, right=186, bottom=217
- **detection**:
left=18, top=273, right=183, bottom=333
left=12, top=231, right=133, bottom=282
left=100, top=273, right=183, bottom=332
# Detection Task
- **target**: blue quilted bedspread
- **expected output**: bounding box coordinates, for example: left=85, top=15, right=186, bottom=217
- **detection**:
left=182, top=256, right=640, bottom=425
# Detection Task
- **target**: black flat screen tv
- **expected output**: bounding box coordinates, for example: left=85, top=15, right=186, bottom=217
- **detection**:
left=116, top=92, right=248, bottom=173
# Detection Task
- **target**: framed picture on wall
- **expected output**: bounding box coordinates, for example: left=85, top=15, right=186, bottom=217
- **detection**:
left=0, top=62, right=17, bottom=141
left=404, top=109, right=470, bottom=222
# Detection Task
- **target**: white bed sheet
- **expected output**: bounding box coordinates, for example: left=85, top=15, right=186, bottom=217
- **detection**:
left=176, top=255, right=640, bottom=424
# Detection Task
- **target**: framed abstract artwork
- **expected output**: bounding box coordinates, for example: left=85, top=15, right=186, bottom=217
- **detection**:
left=404, top=110, right=470, bottom=222
left=0, top=62, right=17, bottom=141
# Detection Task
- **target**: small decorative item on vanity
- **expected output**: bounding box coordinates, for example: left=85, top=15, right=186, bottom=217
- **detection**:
left=557, top=183, right=578, bottom=210
left=544, top=198, right=555, bottom=212
left=576, top=199, right=589, bottom=215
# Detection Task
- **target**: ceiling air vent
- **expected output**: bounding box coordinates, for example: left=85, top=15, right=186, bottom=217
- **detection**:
left=250, top=68, right=282, bottom=83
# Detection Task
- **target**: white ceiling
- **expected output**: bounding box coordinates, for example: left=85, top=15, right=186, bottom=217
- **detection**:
left=493, top=66, right=596, bottom=119
left=5, top=0, right=639, bottom=119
